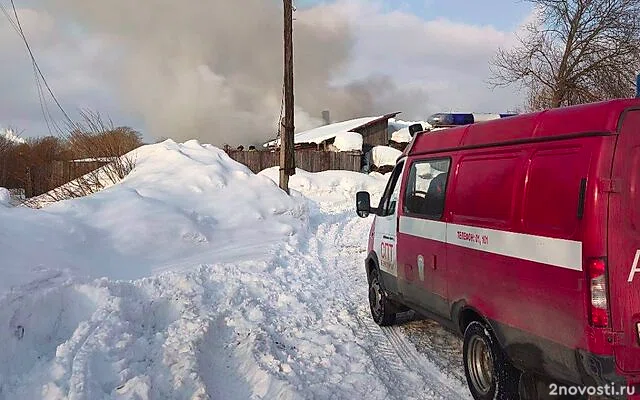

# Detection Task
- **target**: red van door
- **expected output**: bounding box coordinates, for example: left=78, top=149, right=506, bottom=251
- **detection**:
left=398, top=158, right=451, bottom=317
left=609, top=109, right=640, bottom=373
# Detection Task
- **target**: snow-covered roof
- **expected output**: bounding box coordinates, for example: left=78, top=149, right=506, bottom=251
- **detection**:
left=391, top=127, right=413, bottom=143
left=264, top=114, right=399, bottom=148
left=1, top=129, right=26, bottom=144
left=371, top=146, right=402, bottom=167
left=332, top=131, right=363, bottom=152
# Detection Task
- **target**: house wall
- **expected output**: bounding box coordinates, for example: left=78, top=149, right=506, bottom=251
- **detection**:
left=354, top=120, right=390, bottom=147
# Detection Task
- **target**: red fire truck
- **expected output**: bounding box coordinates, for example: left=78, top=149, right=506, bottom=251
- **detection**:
left=356, top=99, right=640, bottom=399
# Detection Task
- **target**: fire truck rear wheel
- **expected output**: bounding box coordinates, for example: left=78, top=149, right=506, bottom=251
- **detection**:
left=463, top=320, right=521, bottom=400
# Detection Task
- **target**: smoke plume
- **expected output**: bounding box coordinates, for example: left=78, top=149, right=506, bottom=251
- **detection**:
left=43, top=0, right=428, bottom=146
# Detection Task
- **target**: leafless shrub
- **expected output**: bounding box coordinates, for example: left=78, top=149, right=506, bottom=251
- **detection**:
left=24, top=110, right=142, bottom=207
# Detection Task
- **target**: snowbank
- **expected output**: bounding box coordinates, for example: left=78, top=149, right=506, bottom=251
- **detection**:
left=332, top=131, right=363, bottom=151
left=0, top=139, right=308, bottom=292
left=0, top=187, right=9, bottom=206
left=0, top=139, right=314, bottom=397
left=371, top=146, right=402, bottom=167
left=259, top=167, right=388, bottom=211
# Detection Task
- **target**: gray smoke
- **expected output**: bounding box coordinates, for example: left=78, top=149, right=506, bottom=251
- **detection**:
left=43, top=0, right=428, bottom=146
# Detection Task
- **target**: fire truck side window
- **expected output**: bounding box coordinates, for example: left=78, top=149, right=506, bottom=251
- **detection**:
left=403, top=159, right=450, bottom=220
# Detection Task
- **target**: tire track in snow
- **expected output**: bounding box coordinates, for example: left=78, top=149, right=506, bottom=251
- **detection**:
left=381, top=324, right=470, bottom=399
left=309, top=208, right=471, bottom=400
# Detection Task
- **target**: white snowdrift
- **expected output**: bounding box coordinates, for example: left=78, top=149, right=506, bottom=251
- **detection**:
left=260, top=167, right=388, bottom=211
left=1, top=139, right=307, bottom=292
left=0, top=139, right=311, bottom=397
left=332, top=131, right=363, bottom=151
left=371, top=146, right=402, bottom=167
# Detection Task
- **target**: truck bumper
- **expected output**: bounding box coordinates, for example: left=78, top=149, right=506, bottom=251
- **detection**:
left=577, top=349, right=640, bottom=399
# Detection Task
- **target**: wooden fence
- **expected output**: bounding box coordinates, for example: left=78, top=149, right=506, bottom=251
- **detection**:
left=8, top=150, right=363, bottom=198
left=24, top=160, right=110, bottom=198
left=225, top=150, right=363, bottom=174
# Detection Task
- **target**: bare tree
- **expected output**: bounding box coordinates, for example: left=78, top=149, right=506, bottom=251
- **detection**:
left=489, top=0, right=640, bottom=111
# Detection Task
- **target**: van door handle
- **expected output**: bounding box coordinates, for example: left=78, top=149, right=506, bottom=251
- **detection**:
left=383, top=235, right=394, bottom=241
left=431, top=254, right=437, bottom=270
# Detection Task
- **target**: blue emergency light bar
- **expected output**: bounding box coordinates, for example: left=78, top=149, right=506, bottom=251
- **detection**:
left=426, top=112, right=516, bottom=128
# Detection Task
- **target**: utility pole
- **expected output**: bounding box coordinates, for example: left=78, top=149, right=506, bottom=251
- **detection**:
left=280, top=0, right=295, bottom=194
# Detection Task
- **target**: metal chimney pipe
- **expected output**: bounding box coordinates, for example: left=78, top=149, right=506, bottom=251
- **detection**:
left=322, top=110, right=330, bottom=125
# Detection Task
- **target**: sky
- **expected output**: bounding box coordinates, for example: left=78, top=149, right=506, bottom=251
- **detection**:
left=0, top=0, right=534, bottom=144
left=299, top=0, right=533, bottom=31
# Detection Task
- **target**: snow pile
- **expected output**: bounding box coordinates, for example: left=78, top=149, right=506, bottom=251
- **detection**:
left=332, top=131, right=363, bottom=151
left=260, top=167, right=388, bottom=211
left=1, top=139, right=307, bottom=292
left=371, top=146, right=402, bottom=167
left=0, top=139, right=315, bottom=397
left=0, top=187, right=10, bottom=206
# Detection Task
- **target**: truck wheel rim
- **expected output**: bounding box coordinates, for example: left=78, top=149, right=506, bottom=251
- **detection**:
left=369, top=277, right=382, bottom=317
left=467, top=335, right=494, bottom=394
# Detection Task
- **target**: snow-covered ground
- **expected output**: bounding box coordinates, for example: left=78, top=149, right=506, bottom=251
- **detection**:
left=0, top=140, right=470, bottom=399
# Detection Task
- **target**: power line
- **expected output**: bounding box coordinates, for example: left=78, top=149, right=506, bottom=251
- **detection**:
left=3, top=0, right=73, bottom=135
left=0, top=2, right=50, bottom=137
left=10, top=0, right=72, bottom=125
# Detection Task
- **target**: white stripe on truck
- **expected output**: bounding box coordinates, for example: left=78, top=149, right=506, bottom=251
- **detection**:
left=399, top=217, right=446, bottom=243
left=399, top=216, right=583, bottom=271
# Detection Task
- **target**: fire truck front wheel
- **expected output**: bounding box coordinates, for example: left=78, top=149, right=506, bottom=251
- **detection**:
left=367, top=268, right=396, bottom=326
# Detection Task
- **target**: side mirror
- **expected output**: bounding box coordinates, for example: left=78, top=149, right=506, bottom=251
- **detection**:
left=356, top=191, right=372, bottom=218
left=408, top=123, right=423, bottom=137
